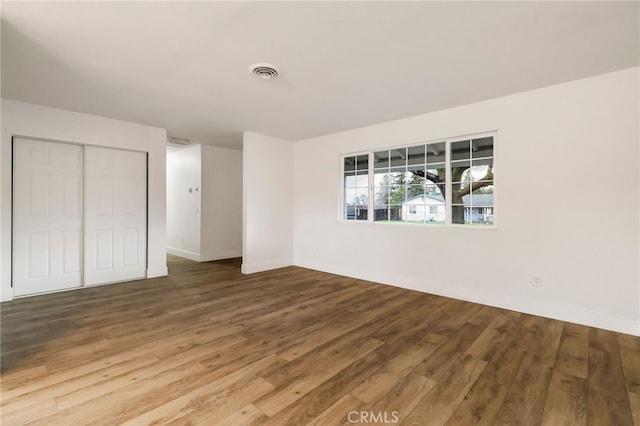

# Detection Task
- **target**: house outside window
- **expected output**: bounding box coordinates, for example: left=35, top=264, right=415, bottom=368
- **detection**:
left=342, top=133, right=495, bottom=226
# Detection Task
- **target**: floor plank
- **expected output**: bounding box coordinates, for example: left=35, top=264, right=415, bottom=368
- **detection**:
left=539, top=322, right=589, bottom=425
left=402, top=354, right=487, bottom=425
left=447, top=320, right=533, bottom=425
left=586, top=328, right=635, bottom=426
left=217, top=404, right=269, bottom=426
left=365, top=373, right=436, bottom=425
left=0, top=255, right=637, bottom=425
left=494, top=317, right=562, bottom=426
left=618, top=333, right=640, bottom=426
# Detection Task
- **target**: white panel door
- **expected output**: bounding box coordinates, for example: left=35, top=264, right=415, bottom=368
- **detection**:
left=85, top=146, right=147, bottom=285
left=13, top=138, right=83, bottom=296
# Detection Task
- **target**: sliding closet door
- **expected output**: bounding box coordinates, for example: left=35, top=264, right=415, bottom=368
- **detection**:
left=13, top=138, right=83, bottom=296
left=84, top=146, right=147, bottom=285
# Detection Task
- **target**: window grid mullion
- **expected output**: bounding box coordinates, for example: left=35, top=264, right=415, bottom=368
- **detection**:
left=445, top=140, right=452, bottom=225
left=468, top=142, right=472, bottom=225
left=369, top=152, right=373, bottom=223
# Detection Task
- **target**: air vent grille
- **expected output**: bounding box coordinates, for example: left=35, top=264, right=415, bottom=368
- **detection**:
left=249, top=63, right=279, bottom=80
left=167, top=137, right=191, bottom=147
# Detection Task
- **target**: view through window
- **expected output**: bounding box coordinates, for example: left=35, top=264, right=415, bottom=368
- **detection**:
left=342, top=134, right=494, bottom=226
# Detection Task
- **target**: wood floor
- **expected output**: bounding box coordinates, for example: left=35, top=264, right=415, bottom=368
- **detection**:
left=1, top=255, right=638, bottom=425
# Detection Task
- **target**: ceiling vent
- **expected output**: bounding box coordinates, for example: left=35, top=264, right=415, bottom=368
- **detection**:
left=167, top=137, right=191, bottom=147
left=249, top=63, right=279, bottom=80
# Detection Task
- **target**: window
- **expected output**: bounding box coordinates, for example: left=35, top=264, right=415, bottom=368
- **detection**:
left=342, top=134, right=495, bottom=226
left=372, top=142, right=445, bottom=224
left=343, top=154, right=369, bottom=221
left=450, top=136, right=494, bottom=224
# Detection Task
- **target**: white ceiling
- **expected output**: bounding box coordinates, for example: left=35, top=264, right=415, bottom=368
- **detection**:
left=2, top=1, right=638, bottom=150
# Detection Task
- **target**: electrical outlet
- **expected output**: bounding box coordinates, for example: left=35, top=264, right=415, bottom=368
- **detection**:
left=531, top=275, right=542, bottom=287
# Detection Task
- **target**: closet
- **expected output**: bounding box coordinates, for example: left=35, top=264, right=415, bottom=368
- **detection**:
left=12, top=138, right=147, bottom=296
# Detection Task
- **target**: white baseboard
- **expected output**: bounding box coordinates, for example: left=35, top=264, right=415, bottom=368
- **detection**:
left=241, top=259, right=293, bottom=274
left=294, top=258, right=640, bottom=337
left=167, top=247, right=241, bottom=263
left=200, top=250, right=242, bottom=262
left=167, top=247, right=201, bottom=262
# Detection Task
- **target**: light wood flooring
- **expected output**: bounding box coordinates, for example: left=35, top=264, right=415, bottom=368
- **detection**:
left=1, top=255, right=639, bottom=425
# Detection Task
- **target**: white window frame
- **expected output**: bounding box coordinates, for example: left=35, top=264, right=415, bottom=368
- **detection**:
left=339, top=150, right=373, bottom=224
left=340, top=131, right=497, bottom=228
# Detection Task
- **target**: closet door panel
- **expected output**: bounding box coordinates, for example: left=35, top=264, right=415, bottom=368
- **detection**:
left=13, top=138, right=83, bottom=296
left=85, top=147, right=146, bottom=285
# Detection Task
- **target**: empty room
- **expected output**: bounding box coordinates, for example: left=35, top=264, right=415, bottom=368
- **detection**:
left=1, top=1, right=639, bottom=425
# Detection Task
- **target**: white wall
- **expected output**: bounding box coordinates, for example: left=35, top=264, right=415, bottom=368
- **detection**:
left=292, top=68, right=640, bottom=336
left=242, top=132, right=293, bottom=273
left=201, top=145, right=242, bottom=261
left=166, top=144, right=242, bottom=262
left=1, top=99, right=168, bottom=302
left=167, top=144, right=202, bottom=260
